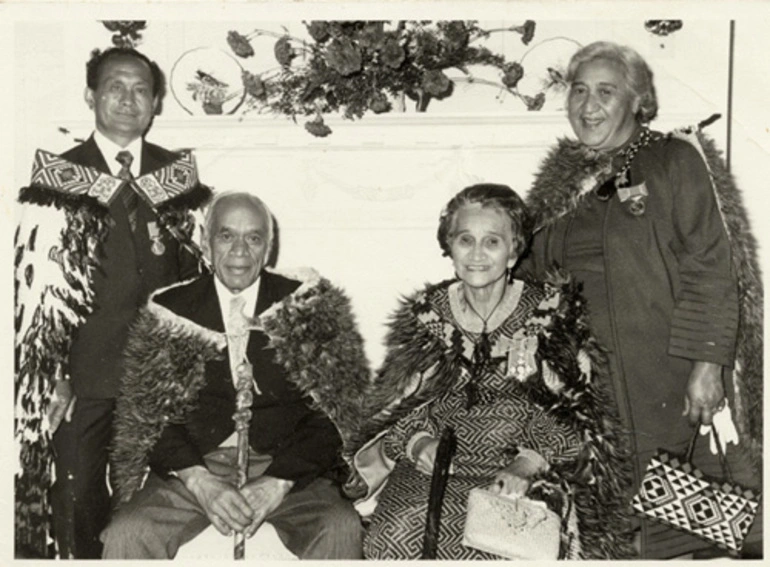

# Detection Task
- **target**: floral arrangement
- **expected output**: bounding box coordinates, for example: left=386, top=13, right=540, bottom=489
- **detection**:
left=225, top=20, right=546, bottom=136
left=186, top=70, right=239, bottom=115
left=101, top=21, right=146, bottom=48
left=644, top=20, right=683, bottom=37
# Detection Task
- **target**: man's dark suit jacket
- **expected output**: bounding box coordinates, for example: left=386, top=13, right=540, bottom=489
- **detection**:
left=64, top=136, right=199, bottom=399
left=147, top=272, right=344, bottom=491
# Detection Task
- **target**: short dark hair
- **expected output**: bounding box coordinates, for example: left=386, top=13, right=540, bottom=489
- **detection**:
left=86, top=47, right=165, bottom=99
left=437, top=183, right=533, bottom=258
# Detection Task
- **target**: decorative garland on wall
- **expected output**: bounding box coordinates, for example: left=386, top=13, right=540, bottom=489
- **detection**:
left=97, top=20, right=691, bottom=139
left=221, top=20, right=546, bottom=136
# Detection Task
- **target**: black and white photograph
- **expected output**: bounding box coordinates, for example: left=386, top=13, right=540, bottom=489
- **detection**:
left=3, top=1, right=767, bottom=562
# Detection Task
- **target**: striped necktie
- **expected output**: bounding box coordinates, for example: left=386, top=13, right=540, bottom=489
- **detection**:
left=116, top=150, right=138, bottom=231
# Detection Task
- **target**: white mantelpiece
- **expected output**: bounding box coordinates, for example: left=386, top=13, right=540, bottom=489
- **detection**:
left=57, top=110, right=709, bottom=367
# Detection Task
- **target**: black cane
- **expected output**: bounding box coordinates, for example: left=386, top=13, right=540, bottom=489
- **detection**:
left=420, top=426, right=457, bottom=559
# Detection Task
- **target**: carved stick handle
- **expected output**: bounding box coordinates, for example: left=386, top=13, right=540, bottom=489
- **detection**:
left=232, top=361, right=254, bottom=560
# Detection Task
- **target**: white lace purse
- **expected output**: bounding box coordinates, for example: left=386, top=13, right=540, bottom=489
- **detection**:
left=462, top=487, right=561, bottom=560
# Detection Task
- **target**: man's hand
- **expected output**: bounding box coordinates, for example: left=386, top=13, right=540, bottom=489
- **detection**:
left=177, top=465, right=254, bottom=536
left=240, top=475, right=294, bottom=538
left=683, top=361, right=725, bottom=426
left=47, top=379, right=76, bottom=434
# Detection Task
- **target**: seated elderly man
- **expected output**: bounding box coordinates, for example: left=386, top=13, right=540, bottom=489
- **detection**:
left=101, top=191, right=369, bottom=559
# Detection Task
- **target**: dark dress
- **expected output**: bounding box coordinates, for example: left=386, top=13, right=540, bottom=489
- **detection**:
left=522, top=129, right=762, bottom=558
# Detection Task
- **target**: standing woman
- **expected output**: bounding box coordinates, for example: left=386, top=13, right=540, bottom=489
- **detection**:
left=519, top=41, right=762, bottom=558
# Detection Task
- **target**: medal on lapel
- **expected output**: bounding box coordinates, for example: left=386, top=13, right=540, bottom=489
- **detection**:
left=617, top=181, right=648, bottom=216
left=147, top=221, right=166, bottom=255
left=506, top=335, right=538, bottom=381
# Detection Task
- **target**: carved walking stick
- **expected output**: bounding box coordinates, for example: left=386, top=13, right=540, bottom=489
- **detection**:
left=232, top=360, right=254, bottom=560
left=227, top=297, right=260, bottom=560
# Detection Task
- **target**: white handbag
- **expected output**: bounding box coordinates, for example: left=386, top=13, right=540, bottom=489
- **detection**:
left=462, top=487, right=561, bottom=560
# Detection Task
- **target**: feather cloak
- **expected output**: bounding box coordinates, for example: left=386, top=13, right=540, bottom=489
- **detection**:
left=526, top=127, right=762, bottom=477
left=14, top=151, right=211, bottom=557
left=350, top=274, right=637, bottom=559
left=110, top=268, right=372, bottom=505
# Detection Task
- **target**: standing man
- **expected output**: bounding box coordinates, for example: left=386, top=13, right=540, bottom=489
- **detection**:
left=102, top=192, right=366, bottom=559
left=15, top=47, right=211, bottom=558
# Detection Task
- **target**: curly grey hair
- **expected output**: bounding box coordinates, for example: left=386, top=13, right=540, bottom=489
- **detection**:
left=566, top=41, right=658, bottom=123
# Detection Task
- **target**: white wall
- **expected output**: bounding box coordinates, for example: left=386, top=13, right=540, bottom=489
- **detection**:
left=9, top=13, right=769, bottom=367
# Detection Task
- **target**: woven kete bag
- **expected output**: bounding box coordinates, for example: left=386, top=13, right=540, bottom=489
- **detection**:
left=631, top=424, right=760, bottom=554
left=462, top=488, right=561, bottom=559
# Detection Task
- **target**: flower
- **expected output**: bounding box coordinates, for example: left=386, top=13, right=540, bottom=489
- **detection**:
left=645, top=20, right=683, bottom=37
left=306, top=21, right=330, bottom=43
left=187, top=79, right=227, bottom=115
left=502, top=62, right=524, bottom=88
left=102, top=21, right=146, bottom=48
left=325, top=38, right=363, bottom=76
left=357, top=22, right=386, bottom=50
left=421, top=69, right=451, bottom=96
left=443, top=21, right=470, bottom=50
left=369, top=92, right=391, bottom=114
left=219, top=20, right=554, bottom=136
left=524, top=92, right=545, bottom=111
left=187, top=75, right=228, bottom=115
left=521, top=20, right=536, bottom=45
left=305, top=117, right=332, bottom=137
left=274, top=36, right=295, bottom=67
left=242, top=71, right=266, bottom=99
left=227, top=30, right=255, bottom=58
left=202, top=100, right=224, bottom=115
left=381, top=38, right=405, bottom=69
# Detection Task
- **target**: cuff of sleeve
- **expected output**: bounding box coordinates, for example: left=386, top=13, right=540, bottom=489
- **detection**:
left=263, top=459, right=319, bottom=492
left=669, top=276, right=738, bottom=366
left=406, top=431, right=435, bottom=463
left=151, top=453, right=206, bottom=478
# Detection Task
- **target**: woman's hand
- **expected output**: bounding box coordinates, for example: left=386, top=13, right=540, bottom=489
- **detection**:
left=488, top=449, right=547, bottom=498
left=411, top=436, right=439, bottom=476
left=489, top=469, right=531, bottom=498
left=683, top=361, right=725, bottom=426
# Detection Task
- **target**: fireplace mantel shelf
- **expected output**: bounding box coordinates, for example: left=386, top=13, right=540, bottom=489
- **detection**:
left=55, top=111, right=706, bottom=151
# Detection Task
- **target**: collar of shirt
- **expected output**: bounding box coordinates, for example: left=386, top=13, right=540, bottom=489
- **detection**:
left=92, top=130, right=144, bottom=177
left=214, top=275, right=261, bottom=334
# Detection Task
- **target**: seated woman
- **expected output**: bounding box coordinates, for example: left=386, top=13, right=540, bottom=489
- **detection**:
left=355, top=184, right=636, bottom=560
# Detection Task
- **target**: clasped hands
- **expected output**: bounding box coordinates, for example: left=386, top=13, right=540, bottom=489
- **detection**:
left=411, top=435, right=544, bottom=499
left=177, top=466, right=294, bottom=538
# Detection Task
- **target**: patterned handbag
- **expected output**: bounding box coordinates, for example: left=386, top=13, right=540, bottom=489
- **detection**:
left=631, top=425, right=760, bottom=554
left=462, top=488, right=561, bottom=559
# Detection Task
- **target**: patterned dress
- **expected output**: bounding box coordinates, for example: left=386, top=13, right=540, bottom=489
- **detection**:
left=363, top=280, right=582, bottom=560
